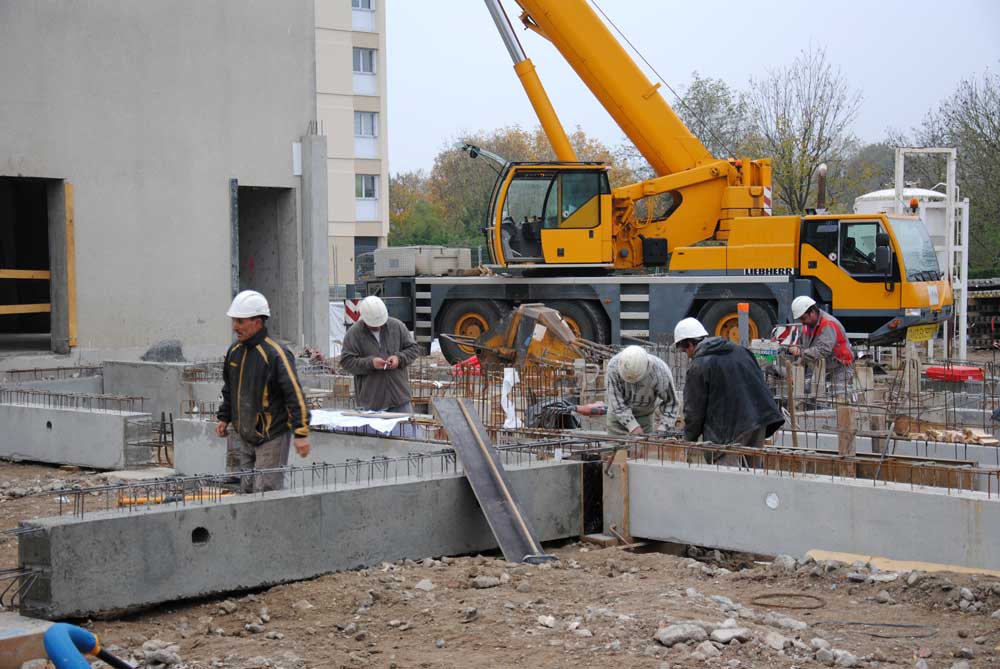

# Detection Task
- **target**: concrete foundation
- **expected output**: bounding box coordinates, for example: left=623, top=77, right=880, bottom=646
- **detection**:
left=19, top=461, right=583, bottom=618
left=629, top=460, right=1000, bottom=571
left=0, top=403, right=147, bottom=470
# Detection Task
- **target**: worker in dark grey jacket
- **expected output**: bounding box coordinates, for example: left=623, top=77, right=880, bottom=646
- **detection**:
left=674, top=317, right=784, bottom=448
left=340, top=295, right=420, bottom=412
left=216, top=290, right=311, bottom=492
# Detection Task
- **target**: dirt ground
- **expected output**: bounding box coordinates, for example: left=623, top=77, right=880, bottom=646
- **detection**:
left=2, top=460, right=999, bottom=669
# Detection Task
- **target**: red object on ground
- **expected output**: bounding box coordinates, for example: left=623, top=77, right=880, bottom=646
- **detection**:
left=925, top=365, right=984, bottom=382
left=451, top=355, right=481, bottom=376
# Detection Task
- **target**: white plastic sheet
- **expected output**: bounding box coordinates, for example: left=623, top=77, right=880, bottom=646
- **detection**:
left=310, top=409, right=408, bottom=436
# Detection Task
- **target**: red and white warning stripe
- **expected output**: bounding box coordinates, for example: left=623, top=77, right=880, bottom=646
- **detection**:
left=762, top=187, right=772, bottom=216
left=345, top=298, right=361, bottom=324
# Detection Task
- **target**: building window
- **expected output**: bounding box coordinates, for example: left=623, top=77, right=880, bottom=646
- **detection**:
left=352, top=0, right=375, bottom=31
left=353, top=47, right=376, bottom=74
left=356, top=174, right=378, bottom=200
left=354, top=111, right=378, bottom=137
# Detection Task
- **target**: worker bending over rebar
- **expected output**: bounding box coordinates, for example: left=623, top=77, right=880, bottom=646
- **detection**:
left=605, top=345, right=678, bottom=436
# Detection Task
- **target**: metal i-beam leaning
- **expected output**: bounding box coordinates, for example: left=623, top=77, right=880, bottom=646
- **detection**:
left=432, top=397, right=555, bottom=564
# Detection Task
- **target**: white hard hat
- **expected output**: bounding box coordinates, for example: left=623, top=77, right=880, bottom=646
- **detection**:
left=359, top=295, right=388, bottom=327
left=791, top=296, right=817, bottom=320
left=226, top=290, right=270, bottom=318
left=618, top=345, right=650, bottom=383
left=673, top=317, right=709, bottom=345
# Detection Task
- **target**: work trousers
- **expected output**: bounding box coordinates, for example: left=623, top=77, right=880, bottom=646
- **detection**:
left=606, top=411, right=655, bottom=436
left=236, top=432, right=291, bottom=493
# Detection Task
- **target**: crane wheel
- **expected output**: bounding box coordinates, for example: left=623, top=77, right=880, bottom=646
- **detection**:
left=549, top=301, right=610, bottom=345
left=437, top=299, right=507, bottom=364
left=697, top=300, right=775, bottom=344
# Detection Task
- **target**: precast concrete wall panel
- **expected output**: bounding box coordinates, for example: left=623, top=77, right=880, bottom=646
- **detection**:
left=19, top=462, right=583, bottom=618
left=0, top=405, right=146, bottom=469
left=629, top=461, right=1000, bottom=572
left=103, top=361, right=222, bottom=418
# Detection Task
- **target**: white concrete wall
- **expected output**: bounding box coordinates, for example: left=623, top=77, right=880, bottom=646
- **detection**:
left=0, top=1, right=318, bottom=360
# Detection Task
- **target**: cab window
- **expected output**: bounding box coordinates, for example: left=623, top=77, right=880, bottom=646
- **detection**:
left=558, top=171, right=605, bottom=229
left=801, top=220, right=839, bottom=259
left=840, top=221, right=882, bottom=276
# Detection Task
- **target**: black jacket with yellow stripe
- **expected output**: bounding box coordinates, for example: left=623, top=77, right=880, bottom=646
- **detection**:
left=217, top=328, right=310, bottom=446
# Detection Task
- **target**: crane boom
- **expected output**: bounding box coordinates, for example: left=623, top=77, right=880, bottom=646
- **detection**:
left=513, top=0, right=714, bottom=175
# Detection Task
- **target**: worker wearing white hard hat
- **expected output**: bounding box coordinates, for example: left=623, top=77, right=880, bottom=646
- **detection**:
left=340, top=295, right=420, bottom=413
left=216, top=290, right=311, bottom=492
left=605, top=345, right=678, bottom=436
left=673, top=317, right=783, bottom=453
left=787, top=296, right=854, bottom=396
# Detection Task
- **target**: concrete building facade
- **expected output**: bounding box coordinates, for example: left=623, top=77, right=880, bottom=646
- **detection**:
left=315, top=0, right=391, bottom=287
left=0, top=0, right=330, bottom=362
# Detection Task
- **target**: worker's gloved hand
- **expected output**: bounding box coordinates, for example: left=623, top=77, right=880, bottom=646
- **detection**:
left=215, top=421, right=228, bottom=438
left=294, top=437, right=310, bottom=458
left=629, top=426, right=644, bottom=436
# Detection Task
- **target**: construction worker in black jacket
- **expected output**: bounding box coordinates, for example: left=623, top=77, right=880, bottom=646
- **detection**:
left=674, top=317, right=784, bottom=454
left=216, top=290, right=310, bottom=492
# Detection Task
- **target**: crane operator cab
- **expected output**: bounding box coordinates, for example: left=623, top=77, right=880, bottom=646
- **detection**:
left=460, top=143, right=615, bottom=268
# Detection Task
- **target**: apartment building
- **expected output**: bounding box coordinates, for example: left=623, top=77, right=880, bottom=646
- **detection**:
left=316, top=0, right=390, bottom=286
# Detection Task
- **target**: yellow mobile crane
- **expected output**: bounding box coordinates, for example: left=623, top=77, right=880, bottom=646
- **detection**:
left=372, top=0, right=953, bottom=363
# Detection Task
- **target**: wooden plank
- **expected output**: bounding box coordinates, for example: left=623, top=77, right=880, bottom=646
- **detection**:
left=602, top=448, right=631, bottom=543
left=0, top=269, right=50, bottom=280
left=65, top=182, right=77, bottom=348
left=432, top=397, right=553, bottom=564
left=0, top=303, right=51, bottom=315
left=0, top=612, right=52, bottom=666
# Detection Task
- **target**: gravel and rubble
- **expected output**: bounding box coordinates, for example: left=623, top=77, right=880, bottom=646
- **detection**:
left=2, top=460, right=999, bottom=667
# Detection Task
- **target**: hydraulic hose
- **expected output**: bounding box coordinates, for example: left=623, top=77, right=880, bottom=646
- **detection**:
left=43, top=622, right=135, bottom=669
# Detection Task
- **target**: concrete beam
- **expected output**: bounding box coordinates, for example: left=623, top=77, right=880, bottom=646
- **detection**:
left=173, top=419, right=446, bottom=475
left=3, top=376, right=103, bottom=394
left=629, top=460, right=1000, bottom=571
left=18, top=461, right=583, bottom=618
left=771, top=430, right=1000, bottom=489
left=0, top=404, right=146, bottom=470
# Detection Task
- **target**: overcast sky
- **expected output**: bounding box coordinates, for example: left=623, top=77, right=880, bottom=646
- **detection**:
left=385, top=0, right=1000, bottom=175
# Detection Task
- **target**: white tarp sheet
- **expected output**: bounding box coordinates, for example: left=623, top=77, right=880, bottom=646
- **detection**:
left=310, top=409, right=409, bottom=436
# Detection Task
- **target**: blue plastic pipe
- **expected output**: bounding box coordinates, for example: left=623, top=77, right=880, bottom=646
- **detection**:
left=43, top=623, right=97, bottom=669
left=44, top=622, right=134, bottom=669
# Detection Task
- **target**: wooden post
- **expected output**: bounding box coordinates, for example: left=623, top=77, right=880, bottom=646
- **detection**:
left=838, top=405, right=857, bottom=477
left=785, top=360, right=798, bottom=450
left=838, top=406, right=857, bottom=456
left=870, top=414, right=885, bottom=454
left=602, top=449, right=631, bottom=543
